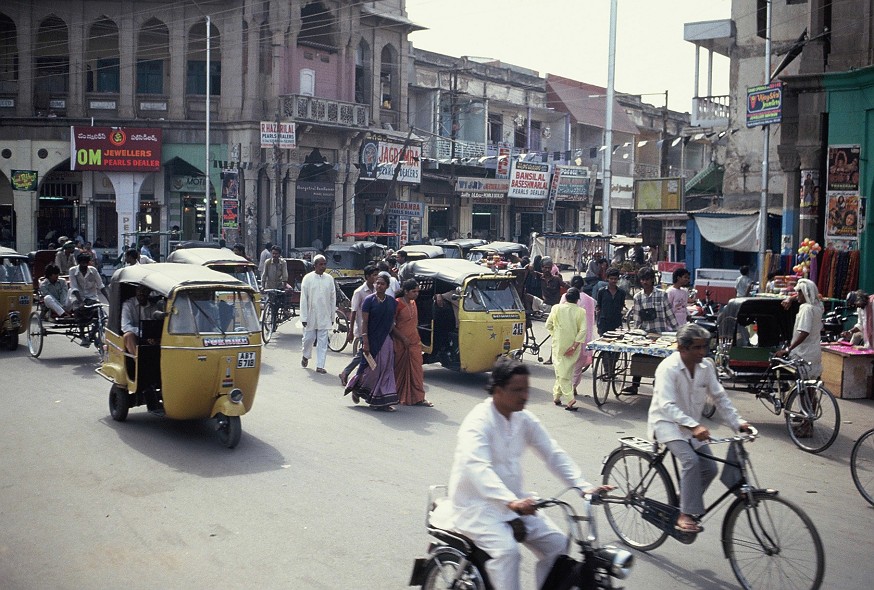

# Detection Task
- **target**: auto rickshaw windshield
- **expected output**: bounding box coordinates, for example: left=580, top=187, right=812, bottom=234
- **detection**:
left=462, top=278, right=524, bottom=312
left=210, top=265, right=258, bottom=289
left=1, top=257, right=31, bottom=283
left=168, top=289, right=260, bottom=335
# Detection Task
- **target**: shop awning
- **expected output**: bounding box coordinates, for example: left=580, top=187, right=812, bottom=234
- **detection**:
left=685, top=162, right=725, bottom=195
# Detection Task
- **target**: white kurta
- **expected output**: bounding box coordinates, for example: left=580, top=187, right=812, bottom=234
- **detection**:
left=299, top=272, right=335, bottom=330
left=432, top=398, right=591, bottom=532
left=647, top=352, right=744, bottom=446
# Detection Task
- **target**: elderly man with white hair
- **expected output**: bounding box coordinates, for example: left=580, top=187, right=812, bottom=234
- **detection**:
left=300, top=254, right=336, bottom=373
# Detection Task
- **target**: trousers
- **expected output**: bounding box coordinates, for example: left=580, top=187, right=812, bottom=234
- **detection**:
left=462, top=514, right=566, bottom=590
left=301, top=328, right=328, bottom=368
left=665, top=440, right=717, bottom=515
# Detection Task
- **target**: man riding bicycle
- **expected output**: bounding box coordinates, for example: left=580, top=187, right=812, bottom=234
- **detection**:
left=647, top=323, right=751, bottom=534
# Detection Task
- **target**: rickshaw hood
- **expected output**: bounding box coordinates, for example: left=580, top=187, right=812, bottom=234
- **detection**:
left=111, top=263, right=251, bottom=298
left=0, top=246, right=28, bottom=261
left=405, top=259, right=505, bottom=285
left=166, top=248, right=254, bottom=268
left=470, top=241, right=529, bottom=257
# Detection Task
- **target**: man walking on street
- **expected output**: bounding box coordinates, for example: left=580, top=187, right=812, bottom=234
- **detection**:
left=339, top=265, right=377, bottom=386
left=300, top=254, right=335, bottom=373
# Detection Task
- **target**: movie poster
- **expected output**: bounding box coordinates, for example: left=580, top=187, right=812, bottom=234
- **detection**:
left=799, top=169, right=820, bottom=209
left=827, top=145, right=860, bottom=192
left=825, top=193, right=859, bottom=239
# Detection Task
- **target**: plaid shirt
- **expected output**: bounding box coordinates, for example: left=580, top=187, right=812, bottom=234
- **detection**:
left=632, top=288, right=677, bottom=334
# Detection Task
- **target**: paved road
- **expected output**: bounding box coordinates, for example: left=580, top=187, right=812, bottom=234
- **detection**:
left=1, top=320, right=873, bottom=589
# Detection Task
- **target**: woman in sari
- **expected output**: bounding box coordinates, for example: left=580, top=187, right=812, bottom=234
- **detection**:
left=345, top=273, right=399, bottom=412
left=393, top=279, right=432, bottom=407
left=545, top=287, right=587, bottom=411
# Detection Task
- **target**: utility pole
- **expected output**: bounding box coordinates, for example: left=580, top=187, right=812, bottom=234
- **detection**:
left=758, top=1, right=772, bottom=279
left=274, top=109, right=282, bottom=249
left=449, top=69, right=458, bottom=180
left=660, top=89, right=669, bottom=177
left=204, top=15, right=211, bottom=242
left=602, top=0, right=617, bottom=237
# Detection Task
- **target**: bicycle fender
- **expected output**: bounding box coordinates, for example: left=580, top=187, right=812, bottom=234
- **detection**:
left=719, top=489, right=780, bottom=558
left=408, top=557, right=428, bottom=586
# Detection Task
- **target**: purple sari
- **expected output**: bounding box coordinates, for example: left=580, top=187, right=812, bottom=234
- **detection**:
left=346, top=294, right=399, bottom=407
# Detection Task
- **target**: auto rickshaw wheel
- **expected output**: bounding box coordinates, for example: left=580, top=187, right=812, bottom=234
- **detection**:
left=109, top=385, right=129, bottom=422
left=27, top=312, right=44, bottom=357
left=215, top=413, right=241, bottom=448
left=5, top=329, right=19, bottom=351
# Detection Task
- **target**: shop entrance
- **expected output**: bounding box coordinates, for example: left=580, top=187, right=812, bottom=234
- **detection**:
left=428, top=206, right=450, bottom=241
left=472, top=204, right=500, bottom=240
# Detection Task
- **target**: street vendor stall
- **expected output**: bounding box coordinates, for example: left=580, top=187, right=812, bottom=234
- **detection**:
left=531, top=232, right=611, bottom=271
left=587, top=329, right=677, bottom=406
left=821, top=343, right=874, bottom=399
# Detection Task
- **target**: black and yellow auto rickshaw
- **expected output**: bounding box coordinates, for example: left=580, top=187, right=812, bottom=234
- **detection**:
left=97, top=264, right=262, bottom=448
left=0, top=247, right=32, bottom=351
left=166, top=247, right=259, bottom=290
left=325, top=241, right=387, bottom=277
left=405, top=259, right=525, bottom=373
left=467, top=241, right=529, bottom=263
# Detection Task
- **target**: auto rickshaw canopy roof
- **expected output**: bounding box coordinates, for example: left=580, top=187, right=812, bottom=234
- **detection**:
left=111, top=263, right=252, bottom=298
left=0, top=246, right=27, bottom=260
left=717, top=296, right=798, bottom=347
left=469, top=241, right=529, bottom=257
left=325, top=241, right=382, bottom=254
left=398, top=244, right=445, bottom=259
left=405, top=259, right=504, bottom=285
left=441, top=238, right=489, bottom=249
left=166, top=247, right=255, bottom=268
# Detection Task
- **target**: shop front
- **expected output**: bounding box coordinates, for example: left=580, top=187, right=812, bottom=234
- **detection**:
left=456, top=177, right=508, bottom=241
left=552, top=165, right=592, bottom=234
left=508, top=160, right=551, bottom=243
left=295, top=179, right=335, bottom=250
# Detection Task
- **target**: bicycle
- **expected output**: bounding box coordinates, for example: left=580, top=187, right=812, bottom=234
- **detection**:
left=260, top=288, right=292, bottom=344
left=740, top=355, right=840, bottom=454
left=851, top=427, right=874, bottom=506
left=600, top=426, right=825, bottom=590
left=27, top=299, right=108, bottom=362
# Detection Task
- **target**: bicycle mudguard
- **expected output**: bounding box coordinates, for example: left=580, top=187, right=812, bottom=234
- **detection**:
left=641, top=498, right=697, bottom=545
left=719, top=489, right=780, bottom=558
left=408, top=557, right=428, bottom=586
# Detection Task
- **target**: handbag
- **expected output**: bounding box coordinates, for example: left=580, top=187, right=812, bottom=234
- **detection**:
left=639, top=307, right=657, bottom=322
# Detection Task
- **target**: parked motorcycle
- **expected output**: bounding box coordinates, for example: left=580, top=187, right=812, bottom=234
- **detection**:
left=409, top=486, right=633, bottom=590
left=821, top=294, right=858, bottom=342
left=688, top=289, right=719, bottom=351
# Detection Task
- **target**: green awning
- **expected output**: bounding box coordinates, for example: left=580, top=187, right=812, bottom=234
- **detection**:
left=685, top=162, right=724, bottom=196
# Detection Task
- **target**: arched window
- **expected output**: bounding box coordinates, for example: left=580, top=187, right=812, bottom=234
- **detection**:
left=136, top=19, right=169, bottom=95
left=0, top=13, right=18, bottom=87
left=86, top=17, right=119, bottom=93
left=187, top=21, right=221, bottom=96
left=380, top=45, right=398, bottom=111
left=35, top=16, right=69, bottom=95
left=300, top=2, right=337, bottom=50
left=355, top=40, right=371, bottom=105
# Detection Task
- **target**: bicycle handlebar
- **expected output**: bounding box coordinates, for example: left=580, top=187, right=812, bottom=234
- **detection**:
left=707, top=425, right=759, bottom=445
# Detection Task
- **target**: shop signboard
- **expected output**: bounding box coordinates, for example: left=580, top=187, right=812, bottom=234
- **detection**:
left=553, top=166, right=591, bottom=201
left=455, top=177, right=509, bottom=194
left=507, top=161, right=550, bottom=200
left=359, top=138, right=421, bottom=183
left=70, top=126, right=162, bottom=171
left=221, top=170, right=240, bottom=241
left=260, top=121, right=296, bottom=149
left=386, top=200, right=423, bottom=249
left=746, top=82, right=782, bottom=127
left=10, top=170, right=38, bottom=191
left=170, top=175, right=208, bottom=193
left=633, top=177, right=684, bottom=212
left=496, top=147, right=511, bottom=179
left=295, top=180, right=335, bottom=203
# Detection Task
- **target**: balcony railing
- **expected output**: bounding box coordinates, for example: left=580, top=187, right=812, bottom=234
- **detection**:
left=692, top=95, right=730, bottom=127
left=281, top=94, right=369, bottom=128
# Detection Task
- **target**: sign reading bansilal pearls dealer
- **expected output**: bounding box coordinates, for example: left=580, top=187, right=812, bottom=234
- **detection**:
left=507, top=161, right=551, bottom=199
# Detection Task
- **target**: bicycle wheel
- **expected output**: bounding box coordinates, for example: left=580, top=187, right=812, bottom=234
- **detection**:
left=421, top=549, right=486, bottom=590
left=592, top=353, right=614, bottom=406
left=723, top=493, right=824, bottom=590
left=784, top=384, right=840, bottom=454
left=328, top=313, right=349, bottom=352
left=851, top=428, right=874, bottom=506
left=602, top=447, right=677, bottom=551
left=261, top=302, right=275, bottom=344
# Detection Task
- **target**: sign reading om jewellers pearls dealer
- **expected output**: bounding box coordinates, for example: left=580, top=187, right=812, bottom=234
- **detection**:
left=70, top=127, right=162, bottom=171
left=507, top=161, right=551, bottom=199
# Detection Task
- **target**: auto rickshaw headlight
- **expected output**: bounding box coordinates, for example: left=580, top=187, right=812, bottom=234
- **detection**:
left=229, top=388, right=244, bottom=404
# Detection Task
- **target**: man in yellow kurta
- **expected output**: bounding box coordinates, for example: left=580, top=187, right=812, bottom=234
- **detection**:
left=545, top=287, right=587, bottom=410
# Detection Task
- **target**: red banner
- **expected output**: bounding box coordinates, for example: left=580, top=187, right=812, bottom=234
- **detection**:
left=70, top=127, right=162, bottom=171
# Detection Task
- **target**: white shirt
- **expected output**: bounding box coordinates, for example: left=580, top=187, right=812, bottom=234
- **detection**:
left=386, top=276, right=401, bottom=298
left=300, top=271, right=336, bottom=330
left=648, top=352, right=744, bottom=446
left=350, top=281, right=375, bottom=338
left=431, top=398, right=591, bottom=533
left=791, top=302, right=823, bottom=378
left=68, top=265, right=103, bottom=301
left=121, top=298, right=156, bottom=337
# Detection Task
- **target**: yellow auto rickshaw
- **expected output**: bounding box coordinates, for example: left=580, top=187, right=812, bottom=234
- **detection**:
left=405, top=259, right=525, bottom=373
left=166, top=247, right=260, bottom=312
left=96, top=264, right=262, bottom=448
left=0, top=247, right=33, bottom=351
left=325, top=241, right=387, bottom=277
left=397, top=244, right=445, bottom=262
left=467, top=241, right=530, bottom=263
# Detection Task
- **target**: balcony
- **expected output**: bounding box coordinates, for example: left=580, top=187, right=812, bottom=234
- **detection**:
left=280, top=94, right=369, bottom=129
left=692, top=95, right=730, bottom=128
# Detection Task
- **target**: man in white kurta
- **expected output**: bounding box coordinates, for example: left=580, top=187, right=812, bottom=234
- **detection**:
left=647, top=323, right=749, bottom=533
left=431, top=358, right=600, bottom=590
left=300, top=254, right=335, bottom=372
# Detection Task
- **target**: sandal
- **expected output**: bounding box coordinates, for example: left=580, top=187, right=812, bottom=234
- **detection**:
left=674, top=520, right=703, bottom=534
left=414, top=400, right=434, bottom=407
left=374, top=405, right=396, bottom=412
left=564, top=405, right=579, bottom=412
left=554, top=399, right=563, bottom=406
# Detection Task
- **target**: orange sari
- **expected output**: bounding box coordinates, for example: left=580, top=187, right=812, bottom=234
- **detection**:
left=394, top=297, right=426, bottom=405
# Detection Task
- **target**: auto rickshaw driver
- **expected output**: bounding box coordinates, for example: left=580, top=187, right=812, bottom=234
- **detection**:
left=122, top=284, right=160, bottom=354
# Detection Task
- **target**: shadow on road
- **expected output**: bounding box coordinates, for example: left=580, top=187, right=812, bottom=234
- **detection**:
left=623, top=550, right=738, bottom=590
left=99, top=413, right=287, bottom=477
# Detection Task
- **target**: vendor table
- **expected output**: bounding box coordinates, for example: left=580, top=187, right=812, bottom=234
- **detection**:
left=821, top=344, right=874, bottom=399
left=587, top=337, right=676, bottom=407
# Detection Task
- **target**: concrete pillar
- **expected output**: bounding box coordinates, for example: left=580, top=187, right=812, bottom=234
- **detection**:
left=796, top=145, right=823, bottom=246
left=68, top=19, right=85, bottom=117
left=12, top=191, right=37, bottom=251
left=103, top=172, right=148, bottom=256
left=168, top=9, right=186, bottom=120
left=17, top=11, right=33, bottom=118
left=118, top=13, right=135, bottom=118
